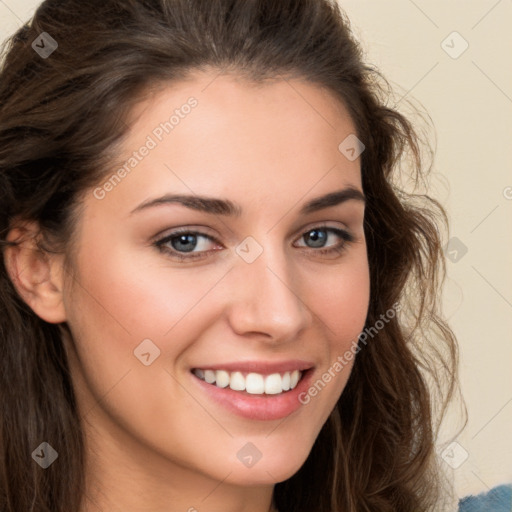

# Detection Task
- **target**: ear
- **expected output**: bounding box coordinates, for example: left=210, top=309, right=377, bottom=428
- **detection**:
left=3, top=221, right=67, bottom=324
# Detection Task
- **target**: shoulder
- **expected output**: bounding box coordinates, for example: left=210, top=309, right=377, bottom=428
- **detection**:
left=458, top=484, right=512, bottom=512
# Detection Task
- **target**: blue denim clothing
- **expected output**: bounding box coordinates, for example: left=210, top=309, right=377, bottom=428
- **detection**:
left=458, top=484, right=512, bottom=512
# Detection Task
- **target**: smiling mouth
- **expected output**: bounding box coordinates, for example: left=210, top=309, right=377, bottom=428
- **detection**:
left=191, top=368, right=307, bottom=395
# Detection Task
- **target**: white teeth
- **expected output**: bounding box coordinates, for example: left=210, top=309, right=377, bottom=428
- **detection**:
left=264, top=373, right=283, bottom=395
left=193, top=368, right=304, bottom=395
left=229, top=371, right=245, bottom=391
left=281, top=372, right=291, bottom=391
left=204, top=370, right=216, bottom=384
left=215, top=370, right=230, bottom=388
left=290, top=370, right=300, bottom=389
left=246, top=373, right=265, bottom=394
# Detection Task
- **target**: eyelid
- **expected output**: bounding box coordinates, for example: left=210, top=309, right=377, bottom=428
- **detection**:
left=295, top=220, right=350, bottom=237
left=151, top=224, right=218, bottom=241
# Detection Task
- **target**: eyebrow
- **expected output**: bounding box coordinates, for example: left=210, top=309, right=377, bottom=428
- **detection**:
left=129, top=186, right=365, bottom=217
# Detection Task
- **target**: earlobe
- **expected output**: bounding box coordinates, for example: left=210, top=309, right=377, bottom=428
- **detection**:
left=3, top=222, right=67, bottom=324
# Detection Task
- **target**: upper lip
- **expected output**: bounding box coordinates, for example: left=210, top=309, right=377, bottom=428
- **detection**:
left=191, top=360, right=314, bottom=375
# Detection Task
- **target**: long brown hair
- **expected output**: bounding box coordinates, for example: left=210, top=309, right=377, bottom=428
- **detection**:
left=0, top=1, right=458, bottom=510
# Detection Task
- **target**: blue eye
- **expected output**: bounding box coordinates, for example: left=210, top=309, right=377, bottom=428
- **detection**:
left=154, top=230, right=219, bottom=260
left=154, top=226, right=354, bottom=262
left=168, top=233, right=205, bottom=253
left=298, top=227, right=352, bottom=249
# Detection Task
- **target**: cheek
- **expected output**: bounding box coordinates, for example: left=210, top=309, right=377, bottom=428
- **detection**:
left=62, top=243, right=235, bottom=456
left=310, top=255, right=370, bottom=345
left=61, top=245, right=186, bottom=410
left=292, top=256, right=369, bottom=435
left=66, top=239, right=227, bottom=347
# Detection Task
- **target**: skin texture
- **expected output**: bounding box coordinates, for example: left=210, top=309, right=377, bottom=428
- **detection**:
left=5, top=71, right=370, bottom=512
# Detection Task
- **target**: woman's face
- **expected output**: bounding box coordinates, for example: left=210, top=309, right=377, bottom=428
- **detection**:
left=61, top=70, right=369, bottom=501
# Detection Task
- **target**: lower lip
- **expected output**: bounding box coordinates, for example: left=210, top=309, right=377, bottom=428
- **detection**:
left=190, top=369, right=314, bottom=421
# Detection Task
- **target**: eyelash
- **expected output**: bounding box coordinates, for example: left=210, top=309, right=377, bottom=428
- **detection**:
left=153, top=225, right=355, bottom=262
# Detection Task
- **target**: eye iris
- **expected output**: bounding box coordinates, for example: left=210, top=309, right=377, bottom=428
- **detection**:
left=171, top=234, right=197, bottom=252
left=305, top=229, right=327, bottom=248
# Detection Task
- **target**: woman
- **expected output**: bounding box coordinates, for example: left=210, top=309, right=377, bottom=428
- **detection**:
left=0, top=1, right=460, bottom=511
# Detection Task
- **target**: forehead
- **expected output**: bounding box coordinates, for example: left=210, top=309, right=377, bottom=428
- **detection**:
left=86, top=70, right=362, bottom=218
left=130, top=69, right=357, bottom=141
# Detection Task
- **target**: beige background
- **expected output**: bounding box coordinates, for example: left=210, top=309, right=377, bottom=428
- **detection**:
left=1, top=0, right=511, bottom=502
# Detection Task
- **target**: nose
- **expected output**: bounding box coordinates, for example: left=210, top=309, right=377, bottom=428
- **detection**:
left=225, top=242, right=313, bottom=342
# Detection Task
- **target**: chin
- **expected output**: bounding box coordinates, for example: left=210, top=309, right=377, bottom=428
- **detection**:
left=225, top=449, right=312, bottom=486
